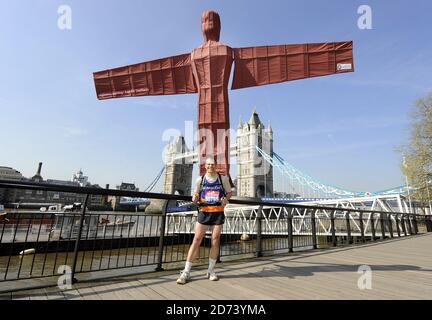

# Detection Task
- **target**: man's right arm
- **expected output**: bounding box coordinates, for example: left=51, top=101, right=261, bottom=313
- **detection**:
left=192, top=177, right=202, bottom=202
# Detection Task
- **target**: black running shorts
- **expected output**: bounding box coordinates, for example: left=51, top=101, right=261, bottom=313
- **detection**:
left=197, top=211, right=225, bottom=225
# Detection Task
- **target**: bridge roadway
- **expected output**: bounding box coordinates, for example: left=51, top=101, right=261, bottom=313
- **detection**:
left=2, top=234, right=431, bottom=300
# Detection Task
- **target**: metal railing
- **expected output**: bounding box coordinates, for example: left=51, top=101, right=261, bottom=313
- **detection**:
left=0, top=179, right=430, bottom=292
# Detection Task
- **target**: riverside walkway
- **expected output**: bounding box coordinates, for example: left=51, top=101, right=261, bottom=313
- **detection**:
left=2, top=233, right=431, bottom=300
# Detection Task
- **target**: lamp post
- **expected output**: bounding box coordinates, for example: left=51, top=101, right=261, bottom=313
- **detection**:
left=426, top=179, right=432, bottom=215
left=403, top=156, right=413, bottom=213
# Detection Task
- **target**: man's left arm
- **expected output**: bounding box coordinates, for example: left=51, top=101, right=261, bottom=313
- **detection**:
left=221, top=176, right=233, bottom=205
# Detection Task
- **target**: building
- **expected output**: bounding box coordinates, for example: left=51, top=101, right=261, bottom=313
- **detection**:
left=1, top=163, right=108, bottom=209
left=273, top=191, right=300, bottom=199
left=160, top=107, right=274, bottom=199
left=109, top=182, right=141, bottom=211
left=43, top=169, right=106, bottom=209
left=0, top=166, right=24, bottom=203
left=45, top=178, right=81, bottom=203
left=236, top=107, right=274, bottom=198
left=18, top=162, right=48, bottom=203
left=163, top=136, right=193, bottom=196
left=87, top=184, right=107, bottom=209
left=72, top=169, right=89, bottom=187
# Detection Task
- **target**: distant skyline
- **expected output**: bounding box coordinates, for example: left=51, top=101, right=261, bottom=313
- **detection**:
left=1, top=0, right=431, bottom=194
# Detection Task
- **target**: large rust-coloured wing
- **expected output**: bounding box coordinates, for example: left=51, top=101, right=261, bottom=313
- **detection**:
left=93, top=53, right=197, bottom=100
left=231, top=41, right=353, bottom=90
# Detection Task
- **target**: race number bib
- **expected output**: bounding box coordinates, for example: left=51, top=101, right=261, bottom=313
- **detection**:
left=204, top=190, right=220, bottom=203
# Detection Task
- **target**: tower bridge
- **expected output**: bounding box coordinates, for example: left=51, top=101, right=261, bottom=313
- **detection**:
left=158, top=108, right=419, bottom=214
left=163, top=108, right=273, bottom=197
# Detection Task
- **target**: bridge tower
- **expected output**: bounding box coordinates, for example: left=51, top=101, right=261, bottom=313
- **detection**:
left=163, top=136, right=193, bottom=195
left=236, top=108, right=274, bottom=198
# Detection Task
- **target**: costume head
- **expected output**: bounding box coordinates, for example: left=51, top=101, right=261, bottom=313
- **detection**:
left=201, top=10, right=221, bottom=42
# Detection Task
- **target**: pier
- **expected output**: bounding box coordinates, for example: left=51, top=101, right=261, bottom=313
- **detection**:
left=0, top=179, right=431, bottom=300
left=3, top=233, right=431, bottom=300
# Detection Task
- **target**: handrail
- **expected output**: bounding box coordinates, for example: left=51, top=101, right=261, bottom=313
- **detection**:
left=0, top=178, right=430, bottom=293
left=0, top=179, right=427, bottom=216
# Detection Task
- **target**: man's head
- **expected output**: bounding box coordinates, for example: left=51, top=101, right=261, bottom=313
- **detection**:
left=205, top=157, right=216, bottom=174
left=201, top=10, right=221, bottom=42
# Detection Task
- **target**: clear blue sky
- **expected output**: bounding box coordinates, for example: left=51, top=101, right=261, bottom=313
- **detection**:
left=1, top=0, right=431, bottom=193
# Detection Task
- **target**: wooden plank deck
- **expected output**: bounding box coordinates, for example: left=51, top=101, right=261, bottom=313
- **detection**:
left=3, top=233, right=432, bottom=300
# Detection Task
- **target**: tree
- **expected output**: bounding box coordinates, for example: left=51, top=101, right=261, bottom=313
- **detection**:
left=400, top=92, right=432, bottom=207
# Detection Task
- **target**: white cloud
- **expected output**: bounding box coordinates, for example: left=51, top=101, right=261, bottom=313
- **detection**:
left=280, top=139, right=393, bottom=160
left=60, top=126, right=89, bottom=138
left=131, top=96, right=196, bottom=110
left=345, top=78, right=431, bottom=92
left=278, top=116, right=408, bottom=138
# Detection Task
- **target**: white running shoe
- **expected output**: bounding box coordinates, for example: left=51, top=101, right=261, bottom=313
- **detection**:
left=176, top=270, right=190, bottom=285
left=206, top=272, right=219, bottom=281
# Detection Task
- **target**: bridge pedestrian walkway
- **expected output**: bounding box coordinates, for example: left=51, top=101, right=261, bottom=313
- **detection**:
left=3, top=234, right=432, bottom=300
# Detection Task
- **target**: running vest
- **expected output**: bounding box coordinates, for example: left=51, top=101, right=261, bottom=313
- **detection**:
left=198, top=173, right=226, bottom=213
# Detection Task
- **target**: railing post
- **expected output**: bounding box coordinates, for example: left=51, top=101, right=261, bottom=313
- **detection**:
left=256, top=205, right=263, bottom=257
left=427, top=215, right=432, bottom=232
left=388, top=213, right=394, bottom=238
left=71, top=194, right=90, bottom=284
left=330, top=210, right=337, bottom=247
left=412, top=215, right=418, bottom=234
left=401, top=214, right=408, bottom=236
left=380, top=212, right=386, bottom=239
left=345, top=211, right=352, bottom=244
left=287, top=209, right=294, bottom=253
left=407, top=214, right=413, bottom=235
left=395, top=214, right=401, bottom=237
left=156, top=200, right=169, bottom=271
left=359, top=212, right=365, bottom=243
left=311, top=209, right=317, bottom=249
left=370, top=212, right=376, bottom=241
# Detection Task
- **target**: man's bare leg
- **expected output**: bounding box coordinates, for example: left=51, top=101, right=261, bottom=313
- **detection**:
left=209, top=224, right=223, bottom=260
left=177, top=222, right=208, bottom=284
left=207, top=224, right=223, bottom=280
left=186, top=222, right=208, bottom=262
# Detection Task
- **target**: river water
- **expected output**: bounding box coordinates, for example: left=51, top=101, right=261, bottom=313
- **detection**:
left=0, top=235, right=330, bottom=282
left=0, top=211, right=333, bottom=281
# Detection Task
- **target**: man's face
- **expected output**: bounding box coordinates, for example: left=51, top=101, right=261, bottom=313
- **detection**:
left=205, top=159, right=216, bottom=173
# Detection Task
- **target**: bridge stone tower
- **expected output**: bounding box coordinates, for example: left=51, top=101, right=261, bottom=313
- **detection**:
left=236, top=108, right=274, bottom=198
left=163, top=136, right=193, bottom=195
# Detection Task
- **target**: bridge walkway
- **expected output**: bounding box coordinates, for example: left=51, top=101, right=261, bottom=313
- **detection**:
left=3, top=234, right=431, bottom=300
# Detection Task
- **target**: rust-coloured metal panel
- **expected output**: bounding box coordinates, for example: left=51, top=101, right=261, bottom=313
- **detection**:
left=191, top=42, right=233, bottom=176
left=93, top=53, right=197, bottom=100
left=231, top=41, right=354, bottom=89
left=92, top=10, right=354, bottom=182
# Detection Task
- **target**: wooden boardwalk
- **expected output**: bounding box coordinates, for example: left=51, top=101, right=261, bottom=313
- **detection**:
left=2, top=234, right=432, bottom=300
